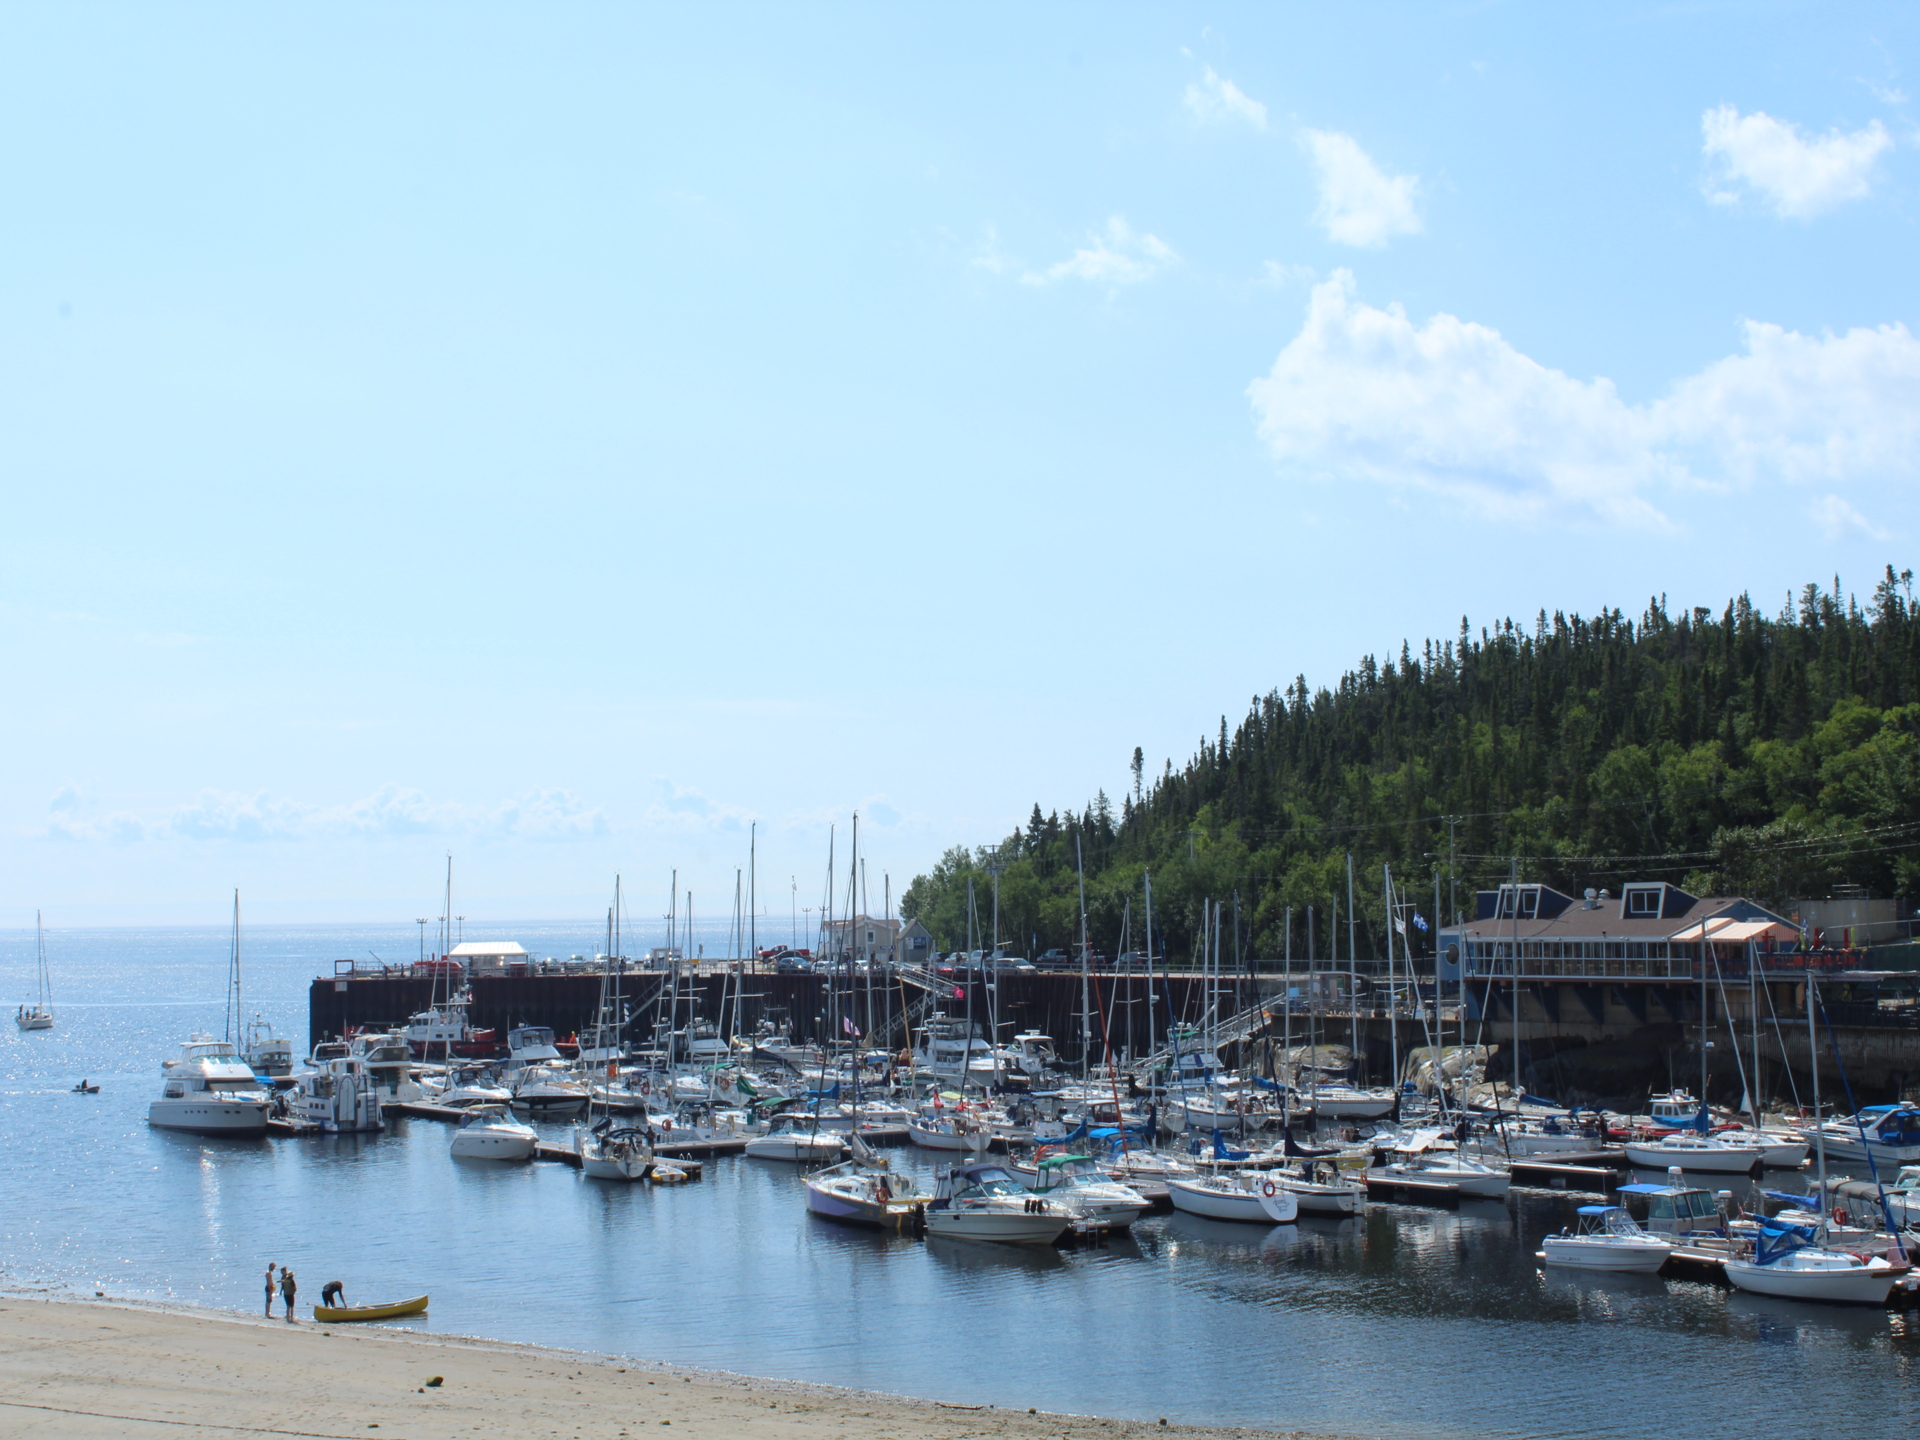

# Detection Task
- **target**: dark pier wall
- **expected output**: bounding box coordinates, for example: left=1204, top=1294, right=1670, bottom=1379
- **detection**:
left=308, top=969, right=1253, bottom=1058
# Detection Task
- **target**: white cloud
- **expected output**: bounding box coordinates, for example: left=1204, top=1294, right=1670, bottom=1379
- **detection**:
left=1247, top=270, right=1920, bottom=527
left=1023, top=217, right=1179, bottom=287
left=40, top=784, right=609, bottom=843
left=1302, top=130, right=1422, bottom=248
left=969, top=224, right=1014, bottom=276
left=1701, top=105, right=1892, bottom=218
left=1184, top=65, right=1267, bottom=130
left=1260, top=260, right=1316, bottom=288
left=1811, top=494, right=1893, bottom=542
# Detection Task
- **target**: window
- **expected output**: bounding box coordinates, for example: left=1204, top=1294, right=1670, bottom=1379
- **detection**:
left=1626, top=887, right=1661, bottom=917
left=1519, top=887, right=1539, bottom=919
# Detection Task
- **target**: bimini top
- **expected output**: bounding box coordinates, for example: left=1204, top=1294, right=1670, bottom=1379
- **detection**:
left=1575, top=1205, right=1626, bottom=1217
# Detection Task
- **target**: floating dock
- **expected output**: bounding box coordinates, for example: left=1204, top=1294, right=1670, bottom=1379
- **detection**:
left=1509, top=1151, right=1627, bottom=1194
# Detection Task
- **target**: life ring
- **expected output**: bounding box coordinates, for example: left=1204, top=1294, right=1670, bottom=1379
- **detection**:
left=1834, top=1206, right=1848, bottom=1226
left=640, top=1081, right=652, bottom=1097
left=1261, top=1179, right=1277, bottom=1198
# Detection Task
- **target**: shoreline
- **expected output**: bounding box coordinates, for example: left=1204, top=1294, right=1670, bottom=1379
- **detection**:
left=0, top=1290, right=1369, bottom=1440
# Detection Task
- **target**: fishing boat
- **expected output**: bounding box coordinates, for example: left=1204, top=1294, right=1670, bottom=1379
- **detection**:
left=289, top=1056, right=386, bottom=1133
left=804, top=1158, right=930, bottom=1230
left=71, top=1080, right=100, bottom=1094
left=449, top=1104, right=537, bottom=1160
left=312, top=1295, right=429, bottom=1323
left=15, top=911, right=53, bottom=1031
left=1168, top=1171, right=1300, bottom=1224
left=1724, top=1220, right=1906, bottom=1305
left=923, top=1162, right=1070, bottom=1245
left=1541, top=1205, right=1673, bottom=1272
left=148, top=1035, right=272, bottom=1134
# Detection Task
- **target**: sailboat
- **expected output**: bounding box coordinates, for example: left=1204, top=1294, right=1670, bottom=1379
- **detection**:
left=576, top=879, right=654, bottom=1182
left=16, top=911, right=53, bottom=1030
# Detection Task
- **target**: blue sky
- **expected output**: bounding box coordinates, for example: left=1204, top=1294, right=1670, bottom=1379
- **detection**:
left=4, top=3, right=1917, bottom=930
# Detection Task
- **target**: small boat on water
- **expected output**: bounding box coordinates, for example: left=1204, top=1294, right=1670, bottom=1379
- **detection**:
left=1624, top=1130, right=1766, bottom=1174
left=16, top=911, right=54, bottom=1031
left=1168, top=1171, right=1300, bottom=1224
left=1015, top=1152, right=1150, bottom=1229
left=1541, top=1205, right=1673, bottom=1273
left=576, top=1121, right=654, bottom=1182
left=906, top=1110, right=990, bottom=1153
left=744, top=1114, right=849, bottom=1164
left=804, top=1159, right=930, bottom=1230
left=72, top=1080, right=100, bottom=1094
left=924, top=1162, right=1070, bottom=1245
left=1724, top=1220, right=1906, bottom=1306
left=289, top=1056, right=386, bottom=1133
left=449, top=1104, right=537, bottom=1161
left=312, top=1295, right=429, bottom=1322
left=149, top=1035, right=272, bottom=1135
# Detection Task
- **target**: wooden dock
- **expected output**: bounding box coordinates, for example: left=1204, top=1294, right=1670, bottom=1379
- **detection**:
left=1364, top=1171, right=1464, bottom=1207
left=1510, top=1158, right=1623, bottom=1193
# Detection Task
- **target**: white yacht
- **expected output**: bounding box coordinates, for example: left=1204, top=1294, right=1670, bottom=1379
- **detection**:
left=1812, top=1105, right=1920, bottom=1166
left=504, top=1025, right=564, bottom=1071
left=149, top=1035, right=272, bottom=1134
left=744, top=1114, right=849, bottom=1164
left=509, top=1064, right=589, bottom=1118
left=1167, top=1170, right=1301, bottom=1223
left=449, top=1104, right=538, bottom=1160
left=349, top=1030, right=423, bottom=1102
left=289, top=1056, right=385, bottom=1133
left=911, top=1014, right=998, bottom=1080
left=1014, top=1153, right=1150, bottom=1229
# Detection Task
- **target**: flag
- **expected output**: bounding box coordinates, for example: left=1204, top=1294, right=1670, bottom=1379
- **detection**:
left=842, top=1016, right=861, bottom=1038
left=1394, top=917, right=1406, bottom=937
left=1413, top=913, right=1428, bottom=932
left=952, top=985, right=964, bottom=1000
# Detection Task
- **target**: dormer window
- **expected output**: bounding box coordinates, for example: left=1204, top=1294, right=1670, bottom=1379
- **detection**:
left=1495, top=884, right=1541, bottom=920
left=1625, top=885, right=1662, bottom=918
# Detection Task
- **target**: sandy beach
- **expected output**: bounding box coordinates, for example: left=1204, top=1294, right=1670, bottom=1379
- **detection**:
left=0, top=1295, right=1364, bottom=1440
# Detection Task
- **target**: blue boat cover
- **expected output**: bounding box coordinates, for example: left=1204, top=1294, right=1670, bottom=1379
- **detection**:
left=1754, top=1220, right=1817, bottom=1266
left=1763, top=1190, right=1823, bottom=1211
left=1575, top=1204, right=1625, bottom=1216
left=1210, top=1128, right=1251, bottom=1161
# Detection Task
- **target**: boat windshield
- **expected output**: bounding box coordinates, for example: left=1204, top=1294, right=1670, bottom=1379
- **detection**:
left=958, top=1180, right=1022, bottom=1200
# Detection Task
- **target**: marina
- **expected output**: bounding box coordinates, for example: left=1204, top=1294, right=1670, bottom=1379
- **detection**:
left=4, top=920, right=1920, bottom=1440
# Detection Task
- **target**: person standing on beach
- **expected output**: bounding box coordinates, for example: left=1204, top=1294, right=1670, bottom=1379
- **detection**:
left=279, top=1268, right=297, bottom=1322
left=264, top=1263, right=278, bottom=1317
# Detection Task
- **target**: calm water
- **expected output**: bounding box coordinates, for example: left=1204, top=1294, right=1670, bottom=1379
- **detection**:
left=2, top=923, right=1915, bottom=1440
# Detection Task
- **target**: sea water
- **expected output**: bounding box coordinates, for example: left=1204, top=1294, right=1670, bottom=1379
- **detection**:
left=1, top=923, right=1914, bottom=1440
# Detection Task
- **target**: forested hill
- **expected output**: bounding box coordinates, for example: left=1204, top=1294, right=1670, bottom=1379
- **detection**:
left=899, top=567, right=1920, bottom=965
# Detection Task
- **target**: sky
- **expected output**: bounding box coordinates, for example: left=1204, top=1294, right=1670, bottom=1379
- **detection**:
left=3, top=3, right=1918, bottom=932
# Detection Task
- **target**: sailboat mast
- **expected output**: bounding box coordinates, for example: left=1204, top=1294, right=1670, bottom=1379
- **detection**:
left=1346, top=853, right=1357, bottom=1084
left=1076, top=835, right=1090, bottom=1083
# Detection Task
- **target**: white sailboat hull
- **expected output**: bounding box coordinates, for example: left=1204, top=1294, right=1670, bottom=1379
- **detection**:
left=1169, top=1176, right=1297, bottom=1223
left=906, top=1119, right=989, bottom=1153
left=1724, top=1255, right=1901, bottom=1305
left=745, top=1133, right=848, bottom=1163
left=1269, top=1176, right=1365, bottom=1215
left=1624, top=1141, right=1764, bottom=1173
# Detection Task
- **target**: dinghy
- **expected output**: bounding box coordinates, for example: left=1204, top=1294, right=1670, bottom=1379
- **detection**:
left=311, top=1294, right=429, bottom=1323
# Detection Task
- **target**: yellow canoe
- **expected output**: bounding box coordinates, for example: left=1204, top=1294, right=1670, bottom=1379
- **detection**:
left=312, top=1295, right=429, bottom=1322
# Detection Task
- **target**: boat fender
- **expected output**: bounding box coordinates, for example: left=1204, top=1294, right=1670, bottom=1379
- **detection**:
left=1261, top=1180, right=1277, bottom=1198
left=1834, top=1207, right=1848, bottom=1225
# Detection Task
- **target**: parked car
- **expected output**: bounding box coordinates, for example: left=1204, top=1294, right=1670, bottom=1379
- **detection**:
left=990, top=956, right=1037, bottom=973
left=1034, top=948, right=1074, bottom=970
left=774, top=956, right=812, bottom=975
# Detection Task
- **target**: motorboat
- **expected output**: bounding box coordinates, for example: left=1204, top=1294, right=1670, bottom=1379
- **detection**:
left=1624, top=1131, right=1766, bottom=1174
left=508, top=1064, right=589, bottom=1119
left=1702, top=1124, right=1810, bottom=1169
left=911, top=1014, right=998, bottom=1080
left=744, top=1114, right=849, bottom=1164
left=923, top=1162, right=1071, bottom=1244
left=575, top=1120, right=654, bottom=1181
left=430, top=1067, right=512, bottom=1108
left=449, top=1104, right=537, bottom=1160
left=148, top=1035, right=272, bottom=1134
left=289, top=1056, right=385, bottom=1133
left=1541, top=1205, right=1673, bottom=1272
left=1724, top=1220, right=1907, bottom=1305
left=804, top=1159, right=931, bottom=1229
left=503, top=1025, right=565, bottom=1072
left=1102, top=1146, right=1202, bottom=1204
left=1016, top=1152, right=1150, bottom=1229
left=1168, top=1170, right=1300, bottom=1223
left=1813, top=1105, right=1920, bottom=1166
left=1482, top=1114, right=1610, bottom=1156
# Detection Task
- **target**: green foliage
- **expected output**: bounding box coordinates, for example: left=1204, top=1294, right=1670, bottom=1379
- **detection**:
left=900, top=568, right=1920, bottom=962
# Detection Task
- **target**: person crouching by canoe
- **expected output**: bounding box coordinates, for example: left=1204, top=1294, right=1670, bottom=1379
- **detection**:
left=264, top=1263, right=278, bottom=1317
left=279, top=1269, right=297, bottom=1322
left=320, top=1280, right=345, bottom=1310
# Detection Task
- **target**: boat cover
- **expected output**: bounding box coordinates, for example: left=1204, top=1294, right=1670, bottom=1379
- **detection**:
left=1754, top=1220, right=1818, bottom=1266
left=1209, top=1129, right=1251, bottom=1161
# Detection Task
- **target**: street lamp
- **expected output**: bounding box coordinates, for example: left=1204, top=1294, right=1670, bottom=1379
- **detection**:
left=417, top=919, right=427, bottom=964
